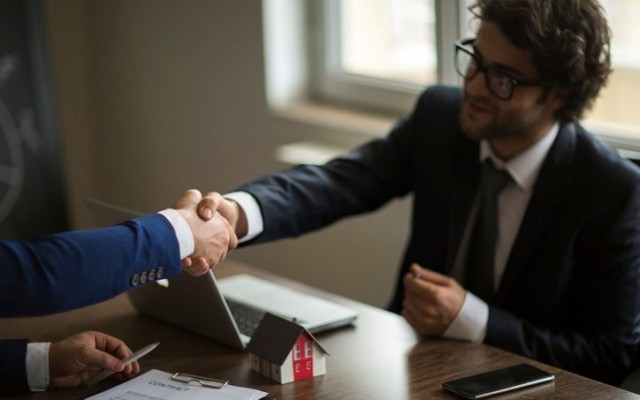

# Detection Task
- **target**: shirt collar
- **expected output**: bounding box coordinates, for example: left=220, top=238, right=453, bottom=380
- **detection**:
left=479, top=122, right=559, bottom=192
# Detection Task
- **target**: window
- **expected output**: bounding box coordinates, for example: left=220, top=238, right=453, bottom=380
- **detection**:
left=309, top=0, right=469, bottom=114
left=263, top=1, right=640, bottom=148
left=294, top=344, right=301, bottom=360
left=585, top=0, right=640, bottom=146
left=305, top=341, right=312, bottom=357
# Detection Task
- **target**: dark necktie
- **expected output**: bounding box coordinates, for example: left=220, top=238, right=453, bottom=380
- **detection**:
left=465, top=159, right=512, bottom=302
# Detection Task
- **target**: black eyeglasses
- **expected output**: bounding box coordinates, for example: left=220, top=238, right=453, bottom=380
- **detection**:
left=454, top=38, right=551, bottom=100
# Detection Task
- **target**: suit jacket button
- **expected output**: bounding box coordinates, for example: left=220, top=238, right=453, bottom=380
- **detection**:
left=148, top=269, right=157, bottom=281
left=157, top=267, right=165, bottom=279
left=140, top=271, right=148, bottom=285
left=130, top=273, right=140, bottom=287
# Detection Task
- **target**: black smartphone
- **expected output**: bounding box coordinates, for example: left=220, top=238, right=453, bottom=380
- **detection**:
left=442, top=363, right=555, bottom=399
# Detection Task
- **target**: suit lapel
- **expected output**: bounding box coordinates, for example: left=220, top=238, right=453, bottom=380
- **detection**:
left=496, top=123, right=578, bottom=302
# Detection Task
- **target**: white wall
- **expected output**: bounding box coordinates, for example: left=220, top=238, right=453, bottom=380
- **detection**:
left=43, top=0, right=411, bottom=308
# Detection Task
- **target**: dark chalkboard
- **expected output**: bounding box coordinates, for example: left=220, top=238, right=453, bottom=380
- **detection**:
left=0, top=0, right=67, bottom=239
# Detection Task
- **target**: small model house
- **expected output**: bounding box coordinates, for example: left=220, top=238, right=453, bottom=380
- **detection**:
left=247, top=313, right=329, bottom=384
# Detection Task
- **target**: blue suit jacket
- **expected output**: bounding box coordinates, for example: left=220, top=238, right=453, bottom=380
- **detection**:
left=237, top=86, right=640, bottom=385
left=0, top=213, right=181, bottom=394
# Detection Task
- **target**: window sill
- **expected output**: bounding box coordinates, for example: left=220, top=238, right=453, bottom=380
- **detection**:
left=270, top=100, right=640, bottom=165
left=584, top=119, right=640, bottom=155
left=270, top=100, right=398, bottom=165
left=271, top=100, right=397, bottom=139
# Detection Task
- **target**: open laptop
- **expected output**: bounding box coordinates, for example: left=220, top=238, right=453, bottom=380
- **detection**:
left=84, top=197, right=358, bottom=350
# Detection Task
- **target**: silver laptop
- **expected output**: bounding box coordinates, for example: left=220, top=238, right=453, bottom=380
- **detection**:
left=84, top=197, right=358, bottom=350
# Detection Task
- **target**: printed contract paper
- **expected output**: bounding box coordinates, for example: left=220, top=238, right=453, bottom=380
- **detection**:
left=85, top=369, right=267, bottom=400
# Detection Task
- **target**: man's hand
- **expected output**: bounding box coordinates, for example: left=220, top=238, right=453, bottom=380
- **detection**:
left=197, top=192, right=248, bottom=238
left=49, top=331, right=139, bottom=388
left=401, top=263, right=466, bottom=336
left=173, top=189, right=238, bottom=275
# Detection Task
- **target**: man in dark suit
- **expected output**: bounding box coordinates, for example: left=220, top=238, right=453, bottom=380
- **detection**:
left=0, top=189, right=237, bottom=393
left=196, top=0, right=640, bottom=386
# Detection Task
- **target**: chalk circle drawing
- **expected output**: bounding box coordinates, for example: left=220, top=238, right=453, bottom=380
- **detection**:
left=0, top=96, right=24, bottom=225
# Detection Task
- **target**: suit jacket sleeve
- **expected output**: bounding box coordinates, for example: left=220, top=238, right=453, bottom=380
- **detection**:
left=236, top=94, right=432, bottom=244
left=0, top=339, right=30, bottom=394
left=0, top=213, right=181, bottom=317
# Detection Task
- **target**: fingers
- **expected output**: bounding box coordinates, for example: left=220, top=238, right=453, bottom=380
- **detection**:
left=117, top=360, right=140, bottom=379
left=410, top=263, right=451, bottom=285
left=226, top=217, right=239, bottom=251
left=404, top=264, right=459, bottom=295
left=197, top=193, right=243, bottom=237
left=91, top=332, right=130, bottom=370
left=402, top=294, right=449, bottom=336
left=402, top=304, right=443, bottom=334
left=189, top=212, right=237, bottom=269
left=172, top=189, right=203, bottom=209
left=401, top=263, right=466, bottom=336
left=197, top=192, right=226, bottom=221
left=403, top=269, right=438, bottom=301
left=82, top=347, right=125, bottom=374
left=181, top=256, right=210, bottom=276
left=49, top=331, right=140, bottom=388
left=174, top=190, right=238, bottom=270
left=90, top=332, right=139, bottom=379
left=181, top=257, right=193, bottom=268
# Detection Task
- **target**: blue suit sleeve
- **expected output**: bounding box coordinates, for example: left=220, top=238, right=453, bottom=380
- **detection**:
left=0, top=214, right=181, bottom=317
left=0, top=339, right=30, bottom=394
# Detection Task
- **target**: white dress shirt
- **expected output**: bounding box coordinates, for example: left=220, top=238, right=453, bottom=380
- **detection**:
left=444, top=123, right=559, bottom=342
left=26, top=209, right=194, bottom=391
left=226, top=123, right=559, bottom=344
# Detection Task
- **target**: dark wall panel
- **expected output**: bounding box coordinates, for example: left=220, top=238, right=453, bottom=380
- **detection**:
left=0, top=0, right=67, bottom=239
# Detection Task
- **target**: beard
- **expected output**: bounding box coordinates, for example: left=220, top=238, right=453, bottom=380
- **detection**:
left=459, top=90, right=551, bottom=144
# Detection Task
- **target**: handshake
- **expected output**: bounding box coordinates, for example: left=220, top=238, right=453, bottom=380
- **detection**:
left=172, top=189, right=246, bottom=276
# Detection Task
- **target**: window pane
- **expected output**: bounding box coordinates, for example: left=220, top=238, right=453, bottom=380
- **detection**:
left=339, top=0, right=436, bottom=86
left=587, top=0, right=640, bottom=135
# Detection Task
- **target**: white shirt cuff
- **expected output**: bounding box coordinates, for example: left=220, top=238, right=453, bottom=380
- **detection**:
left=442, top=291, right=488, bottom=343
left=26, top=342, right=50, bottom=391
left=158, top=209, right=194, bottom=259
left=223, top=191, right=264, bottom=243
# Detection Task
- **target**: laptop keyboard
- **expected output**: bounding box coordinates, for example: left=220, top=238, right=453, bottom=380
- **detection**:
left=225, top=298, right=266, bottom=337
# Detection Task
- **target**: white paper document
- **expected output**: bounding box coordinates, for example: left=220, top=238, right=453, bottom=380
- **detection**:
left=85, top=369, right=268, bottom=400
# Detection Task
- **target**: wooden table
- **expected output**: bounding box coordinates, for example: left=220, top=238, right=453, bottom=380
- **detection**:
left=3, top=260, right=638, bottom=399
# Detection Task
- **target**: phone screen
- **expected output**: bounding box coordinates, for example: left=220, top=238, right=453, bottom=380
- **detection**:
left=442, top=363, right=555, bottom=399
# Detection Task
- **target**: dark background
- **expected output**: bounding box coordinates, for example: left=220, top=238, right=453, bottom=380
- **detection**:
left=0, top=0, right=67, bottom=239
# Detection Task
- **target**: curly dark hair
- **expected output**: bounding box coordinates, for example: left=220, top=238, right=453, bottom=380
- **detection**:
left=469, top=0, right=612, bottom=123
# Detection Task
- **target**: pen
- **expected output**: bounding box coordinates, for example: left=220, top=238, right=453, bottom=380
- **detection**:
left=85, top=342, right=160, bottom=386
